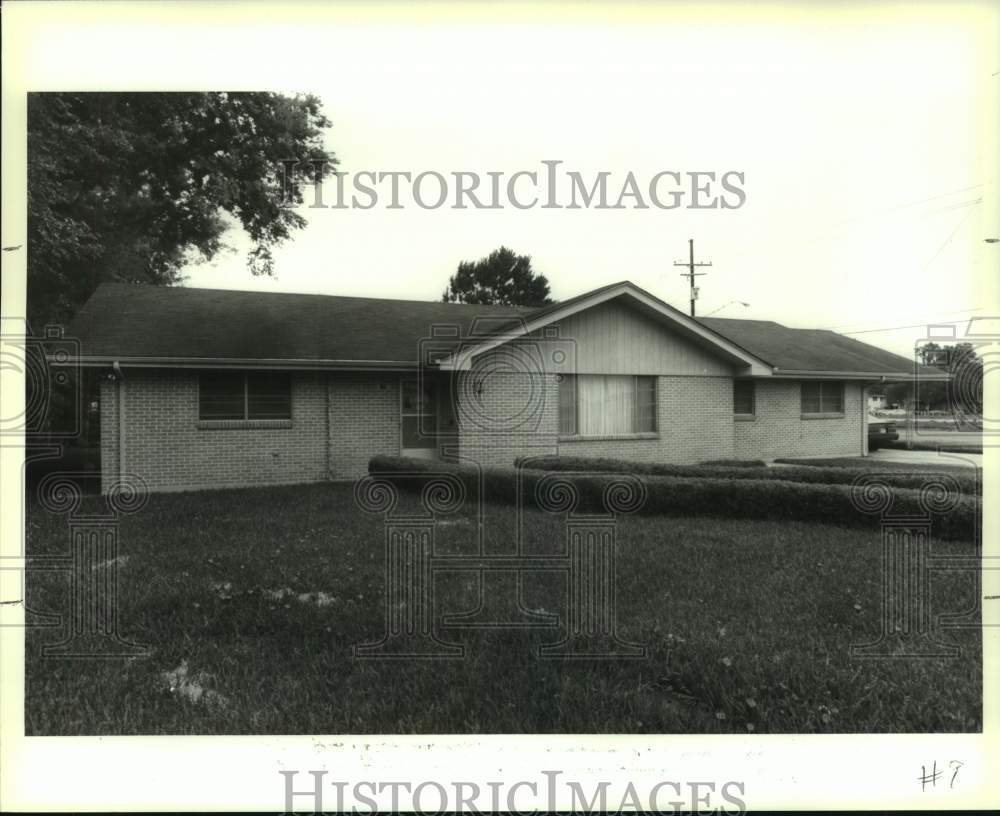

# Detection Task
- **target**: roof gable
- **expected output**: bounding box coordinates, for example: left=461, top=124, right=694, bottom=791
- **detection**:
left=437, top=281, right=774, bottom=374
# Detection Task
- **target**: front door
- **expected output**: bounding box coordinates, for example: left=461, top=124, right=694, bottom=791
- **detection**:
left=400, top=378, right=438, bottom=459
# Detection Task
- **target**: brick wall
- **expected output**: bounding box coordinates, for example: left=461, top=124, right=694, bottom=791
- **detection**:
left=99, top=367, right=866, bottom=493
left=100, top=370, right=400, bottom=493
left=734, top=380, right=864, bottom=460
left=455, top=363, right=561, bottom=469
left=328, top=374, right=401, bottom=479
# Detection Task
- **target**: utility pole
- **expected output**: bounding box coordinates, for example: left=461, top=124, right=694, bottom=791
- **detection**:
left=673, top=238, right=712, bottom=317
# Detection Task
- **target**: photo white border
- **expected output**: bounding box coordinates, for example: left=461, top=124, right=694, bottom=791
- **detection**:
left=1, top=2, right=997, bottom=811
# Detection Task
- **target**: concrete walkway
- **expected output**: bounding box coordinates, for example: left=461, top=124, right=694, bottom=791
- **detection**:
left=772, top=448, right=983, bottom=469
left=865, top=448, right=982, bottom=469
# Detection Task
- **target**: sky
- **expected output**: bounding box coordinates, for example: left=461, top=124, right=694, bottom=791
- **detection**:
left=44, top=3, right=1000, bottom=358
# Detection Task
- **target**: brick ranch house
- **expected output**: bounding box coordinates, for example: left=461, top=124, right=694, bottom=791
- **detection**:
left=61, top=280, right=946, bottom=493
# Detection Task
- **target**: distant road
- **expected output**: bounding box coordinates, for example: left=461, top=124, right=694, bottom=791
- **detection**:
left=867, top=448, right=982, bottom=468
left=898, top=430, right=984, bottom=448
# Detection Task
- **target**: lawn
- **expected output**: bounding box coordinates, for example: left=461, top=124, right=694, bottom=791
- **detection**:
left=24, top=482, right=981, bottom=735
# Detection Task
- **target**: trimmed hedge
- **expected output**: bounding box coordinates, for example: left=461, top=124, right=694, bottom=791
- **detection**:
left=368, top=456, right=979, bottom=541
left=515, top=454, right=980, bottom=496
left=698, top=458, right=767, bottom=468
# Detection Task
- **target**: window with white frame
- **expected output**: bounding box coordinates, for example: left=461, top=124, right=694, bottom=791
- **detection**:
left=558, top=374, right=656, bottom=436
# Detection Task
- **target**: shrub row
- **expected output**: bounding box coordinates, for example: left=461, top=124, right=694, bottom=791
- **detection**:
left=367, top=456, right=979, bottom=541
left=698, top=458, right=768, bottom=468
left=515, top=454, right=980, bottom=496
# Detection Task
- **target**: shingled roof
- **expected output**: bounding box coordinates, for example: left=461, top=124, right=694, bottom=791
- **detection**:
left=64, top=281, right=938, bottom=378
left=697, top=316, right=927, bottom=376
left=67, top=283, right=532, bottom=367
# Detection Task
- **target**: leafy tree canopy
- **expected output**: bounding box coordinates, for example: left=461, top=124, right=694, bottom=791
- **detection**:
left=441, top=246, right=552, bottom=307
left=882, top=341, right=983, bottom=415
left=28, top=91, right=335, bottom=330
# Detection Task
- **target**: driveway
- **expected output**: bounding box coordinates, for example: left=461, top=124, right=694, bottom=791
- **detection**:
left=865, top=448, right=983, bottom=469
left=895, top=430, right=983, bottom=448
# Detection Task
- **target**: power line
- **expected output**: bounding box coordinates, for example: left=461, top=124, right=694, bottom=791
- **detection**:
left=918, top=202, right=978, bottom=275
left=839, top=318, right=976, bottom=336
left=826, top=306, right=982, bottom=331
left=823, top=184, right=984, bottom=230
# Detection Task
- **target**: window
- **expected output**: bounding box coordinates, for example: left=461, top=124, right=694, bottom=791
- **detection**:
left=558, top=374, right=657, bottom=436
left=801, top=381, right=844, bottom=414
left=198, top=372, right=291, bottom=420
left=558, top=373, right=577, bottom=435
left=733, top=380, right=755, bottom=415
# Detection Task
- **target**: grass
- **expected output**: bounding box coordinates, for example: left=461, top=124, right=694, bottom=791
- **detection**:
left=25, top=482, right=981, bottom=735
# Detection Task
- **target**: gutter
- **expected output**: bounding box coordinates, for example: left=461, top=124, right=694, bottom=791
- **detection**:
left=769, top=368, right=951, bottom=382
left=48, top=356, right=421, bottom=372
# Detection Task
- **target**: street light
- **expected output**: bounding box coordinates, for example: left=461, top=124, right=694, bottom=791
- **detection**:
left=704, top=300, right=750, bottom=317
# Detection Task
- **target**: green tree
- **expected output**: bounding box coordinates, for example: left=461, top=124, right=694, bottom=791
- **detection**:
left=441, top=246, right=552, bottom=307
left=904, top=341, right=983, bottom=415
left=27, top=92, right=335, bottom=330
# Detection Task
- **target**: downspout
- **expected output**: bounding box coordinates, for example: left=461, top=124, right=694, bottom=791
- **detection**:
left=112, top=361, right=124, bottom=483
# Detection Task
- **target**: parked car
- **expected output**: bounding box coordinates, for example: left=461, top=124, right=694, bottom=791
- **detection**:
left=868, top=416, right=899, bottom=449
